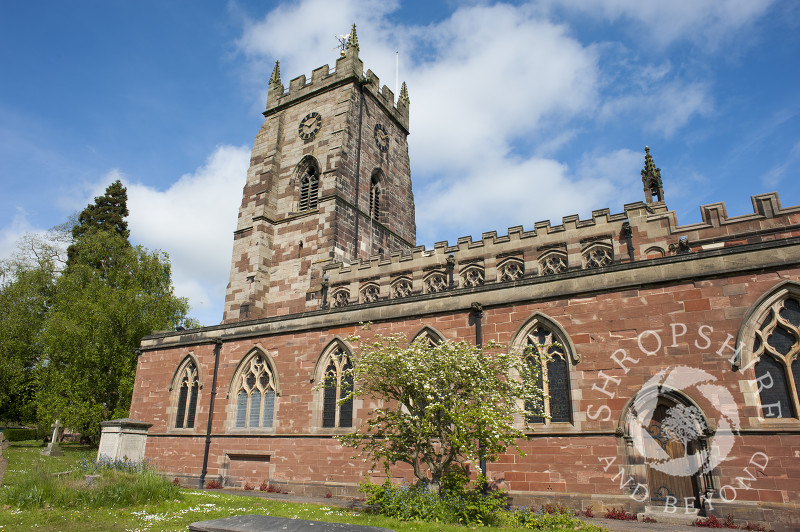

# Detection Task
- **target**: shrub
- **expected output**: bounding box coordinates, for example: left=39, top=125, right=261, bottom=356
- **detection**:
left=694, top=514, right=738, bottom=528
left=579, top=505, right=594, bottom=518
left=641, top=516, right=657, bottom=523
left=604, top=507, right=637, bottom=520
left=265, top=483, right=285, bottom=493
left=504, top=505, right=588, bottom=529
left=259, top=481, right=268, bottom=491
left=741, top=522, right=767, bottom=531
left=244, top=482, right=254, bottom=491
left=362, top=474, right=506, bottom=526
left=173, top=477, right=181, bottom=486
left=3, top=428, right=37, bottom=442
left=205, top=480, right=222, bottom=489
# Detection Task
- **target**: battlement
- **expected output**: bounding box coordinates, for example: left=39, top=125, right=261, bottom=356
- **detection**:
left=318, top=192, right=800, bottom=308
left=264, top=30, right=409, bottom=132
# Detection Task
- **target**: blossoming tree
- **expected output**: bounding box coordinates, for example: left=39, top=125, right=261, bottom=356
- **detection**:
left=337, top=331, right=548, bottom=492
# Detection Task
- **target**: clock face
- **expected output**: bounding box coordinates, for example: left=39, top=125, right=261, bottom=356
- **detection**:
left=298, top=112, right=322, bottom=140
left=374, top=123, right=389, bottom=153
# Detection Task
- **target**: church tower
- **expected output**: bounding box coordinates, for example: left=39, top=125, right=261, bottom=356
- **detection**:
left=223, top=26, right=415, bottom=322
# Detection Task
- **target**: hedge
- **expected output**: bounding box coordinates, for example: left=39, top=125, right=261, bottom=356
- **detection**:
left=3, top=428, right=38, bottom=442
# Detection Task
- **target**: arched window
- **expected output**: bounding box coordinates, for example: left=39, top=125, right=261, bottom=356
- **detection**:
left=739, top=282, right=800, bottom=419
left=174, top=358, right=199, bottom=429
left=511, top=313, right=579, bottom=425
left=369, top=171, right=381, bottom=219
left=319, top=345, right=354, bottom=428
left=411, top=326, right=445, bottom=347
left=233, top=351, right=278, bottom=428
left=298, top=159, right=320, bottom=211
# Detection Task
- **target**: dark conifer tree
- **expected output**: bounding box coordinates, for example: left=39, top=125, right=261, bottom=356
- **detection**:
left=67, top=180, right=130, bottom=266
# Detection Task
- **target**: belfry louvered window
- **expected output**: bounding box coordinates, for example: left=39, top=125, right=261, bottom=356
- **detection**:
left=299, top=165, right=319, bottom=211
left=322, top=347, right=354, bottom=428
left=175, top=360, right=199, bottom=429
left=369, top=173, right=381, bottom=219
left=234, top=353, right=277, bottom=428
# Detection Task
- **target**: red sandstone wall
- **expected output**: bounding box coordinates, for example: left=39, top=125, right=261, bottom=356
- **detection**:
left=131, top=267, right=800, bottom=509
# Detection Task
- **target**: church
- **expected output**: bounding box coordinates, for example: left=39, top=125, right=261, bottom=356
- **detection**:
left=129, top=27, right=800, bottom=529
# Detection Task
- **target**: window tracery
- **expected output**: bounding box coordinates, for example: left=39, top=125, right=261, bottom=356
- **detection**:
left=583, top=244, right=613, bottom=269
left=424, top=272, right=447, bottom=293
left=234, top=353, right=277, bottom=429
left=391, top=277, right=412, bottom=299
left=539, top=251, right=568, bottom=275
left=331, top=288, right=350, bottom=308
left=361, top=283, right=379, bottom=303
left=750, top=295, right=800, bottom=419
left=461, top=265, right=485, bottom=288
left=321, top=347, right=354, bottom=428
left=174, top=359, right=199, bottom=429
left=512, top=314, right=578, bottom=426
left=498, top=258, right=524, bottom=282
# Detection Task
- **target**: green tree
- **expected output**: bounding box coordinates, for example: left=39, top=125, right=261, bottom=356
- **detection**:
left=0, top=232, right=65, bottom=424
left=67, top=179, right=129, bottom=266
left=36, top=230, right=191, bottom=443
left=338, top=332, right=547, bottom=492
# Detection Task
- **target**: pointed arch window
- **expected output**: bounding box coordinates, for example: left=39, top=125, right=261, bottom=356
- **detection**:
left=299, top=160, right=320, bottom=212
left=174, top=359, right=199, bottom=429
left=321, top=346, right=354, bottom=428
left=233, top=352, right=278, bottom=428
left=369, top=171, right=381, bottom=219
left=746, top=290, right=800, bottom=419
left=512, top=314, right=579, bottom=425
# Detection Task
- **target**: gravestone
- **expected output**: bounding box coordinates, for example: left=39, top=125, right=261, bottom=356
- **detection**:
left=0, top=432, right=9, bottom=485
left=97, top=418, right=152, bottom=463
left=41, top=420, right=64, bottom=457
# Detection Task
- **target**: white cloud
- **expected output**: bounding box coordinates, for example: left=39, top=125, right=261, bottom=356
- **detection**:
left=125, top=145, right=250, bottom=325
left=600, top=82, right=712, bottom=137
left=0, top=208, right=36, bottom=263
left=549, top=0, right=776, bottom=48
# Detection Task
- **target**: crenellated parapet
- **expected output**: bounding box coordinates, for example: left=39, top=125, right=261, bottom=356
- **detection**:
left=319, top=192, right=800, bottom=308
left=265, top=25, right=409, bottom=132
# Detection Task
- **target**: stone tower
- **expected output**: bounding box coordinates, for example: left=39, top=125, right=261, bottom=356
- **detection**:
left=223, top=26, right=416, bottom=323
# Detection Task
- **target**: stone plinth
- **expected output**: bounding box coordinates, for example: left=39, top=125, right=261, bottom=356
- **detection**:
left=96, top=418, right=152, bottom=463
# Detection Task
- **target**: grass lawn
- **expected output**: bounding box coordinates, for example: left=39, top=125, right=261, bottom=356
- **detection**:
left=0, top=441, right=608, bottom=532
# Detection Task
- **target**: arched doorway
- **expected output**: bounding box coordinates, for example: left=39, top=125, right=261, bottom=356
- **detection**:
left=618, top=387, right=715, bottom=511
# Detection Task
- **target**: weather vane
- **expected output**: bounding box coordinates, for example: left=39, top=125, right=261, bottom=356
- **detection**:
left=335, top=33, right=348, bottom=57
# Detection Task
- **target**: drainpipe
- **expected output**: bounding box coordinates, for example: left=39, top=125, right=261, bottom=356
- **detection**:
left=622, top=221, right=635, bottom=263
left=471, top=302, right=488, bottom=491
left=199, top=338, right=222, bottom=489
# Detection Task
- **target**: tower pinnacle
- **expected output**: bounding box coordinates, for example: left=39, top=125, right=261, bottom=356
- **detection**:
left=270, top=60, right=281, bottom=85
left=346, top=24, right=359, bottom=54
left=641, top=146, right=664, bottom=204
left=399, top=81, right=410, bottom=104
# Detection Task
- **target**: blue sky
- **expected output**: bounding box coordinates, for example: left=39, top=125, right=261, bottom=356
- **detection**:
left=1, top=0, right=799, bottom=325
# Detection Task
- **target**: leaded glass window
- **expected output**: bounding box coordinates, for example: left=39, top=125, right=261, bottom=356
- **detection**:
left=524, top=325, right=572, bottom=424
left=175, top=360, right=199, bottom=429
left=322, top=348, right=353, bottom=428
left=234, top=353, right=277, bottom=428
left=752, top=296, right=800, bottom=418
